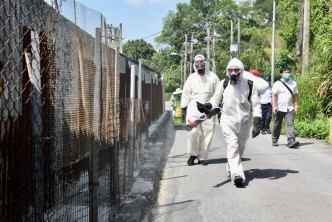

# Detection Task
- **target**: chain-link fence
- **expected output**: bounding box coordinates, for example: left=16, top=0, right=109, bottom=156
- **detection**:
left=0, top=0, right=164, bottom=221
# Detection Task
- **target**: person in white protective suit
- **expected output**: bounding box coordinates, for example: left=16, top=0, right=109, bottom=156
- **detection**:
left=204, top=58, right=268, bottom=186
left=181, top=54, right=220, bottom=166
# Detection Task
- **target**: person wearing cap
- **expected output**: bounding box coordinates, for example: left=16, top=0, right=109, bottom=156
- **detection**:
left=170, top=88, right=182, bottom=107
left=180, top=54, right=220, bottom=166
left=205, top=58, right=266, bottom=187
left=170, top=88, right=183, bottom=118
left=271, top=67, right=299, bottom=148
left=259, top=76, right=273, bottom=134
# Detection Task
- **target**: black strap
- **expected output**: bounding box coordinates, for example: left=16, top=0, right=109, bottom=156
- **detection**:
left=279, top=80, right=293, bottom=98
left=223, top=76, right=229, bottom=89
left=223, top=77, right=253, bottom=101
left=247, top=80, right=253, bottom=101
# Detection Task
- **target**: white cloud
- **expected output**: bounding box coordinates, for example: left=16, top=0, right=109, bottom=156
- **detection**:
left=125, top=0, right=144, bottom=7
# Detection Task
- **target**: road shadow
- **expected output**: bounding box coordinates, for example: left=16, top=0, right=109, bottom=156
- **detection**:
left=213, top=168, right=299, bottom=188
left=156, top=199, right=194, bottom=208
left=168, top=153, right=187, bottom=159
left=298, top=142, right=314, bottom=147
left=208, top=157, right=251, bottom=165
left=243, top=168, right=299, bottom=186
left=161, top=175, right=188, bottom=180
left=213, top=179, right=231, bottom=188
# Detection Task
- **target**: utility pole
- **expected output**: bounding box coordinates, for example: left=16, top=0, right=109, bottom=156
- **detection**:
left=271, top=0, right=276, bottom=85
left=184, top=34, right=188, bottom=82
left=180, top=53, right=183, bottom=88
left=237, top=17, right=241, bottom=59
left=135, top=41, right=138, bottom=60
left=190, top=32, right=194, bottom=74
left=119, top=23, right=123, bottom=53
left=109, top=24, right=113, bottom=43
left=230, top=19, right=234, bottom=59
left=207, top=25, right=210, bottom=70
left=212, top=25, right=218, bottom=73
left=211, top=24, right=221, bottom=74
left=302, top=0, right=310, bottom=75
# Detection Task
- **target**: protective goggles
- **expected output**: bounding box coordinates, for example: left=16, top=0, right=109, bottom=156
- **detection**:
left=228, top=68, right=240, bottom=73
left=194, top=60, right=205, bottom=65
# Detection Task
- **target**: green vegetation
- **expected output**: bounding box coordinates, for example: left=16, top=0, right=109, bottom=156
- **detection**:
left=122, top=0, right=331, bottom=141
left=122, top=39, right=156, bottom=61
left=165, top=92, right=172, bottom=101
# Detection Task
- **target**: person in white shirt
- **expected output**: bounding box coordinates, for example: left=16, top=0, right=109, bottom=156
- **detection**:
left=271, top=67, right=299, bottom=148
left=181, top=54, right=220, bottom=166
left=260, top=77, right=272, bottom=134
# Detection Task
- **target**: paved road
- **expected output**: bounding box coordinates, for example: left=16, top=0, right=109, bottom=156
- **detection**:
left=152, top=104, right=332, bottom=222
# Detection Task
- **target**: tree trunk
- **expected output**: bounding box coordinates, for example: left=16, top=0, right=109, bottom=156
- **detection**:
left=302, top=0, right=310, bottom=75
left=295, top=0, right=304, bottom=64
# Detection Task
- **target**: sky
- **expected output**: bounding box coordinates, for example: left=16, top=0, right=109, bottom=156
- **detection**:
left=75, top=0, right=190, bottom=46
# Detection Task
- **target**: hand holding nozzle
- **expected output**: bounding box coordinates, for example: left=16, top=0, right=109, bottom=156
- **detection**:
left=185, top=104, right=223, bottom=131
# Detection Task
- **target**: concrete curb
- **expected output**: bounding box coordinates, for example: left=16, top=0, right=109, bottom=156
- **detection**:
left=114, top=110, right=171, bottom=222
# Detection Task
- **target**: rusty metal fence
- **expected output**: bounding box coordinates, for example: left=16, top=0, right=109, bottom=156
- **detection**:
left=0, top=0, right=164, bottom=221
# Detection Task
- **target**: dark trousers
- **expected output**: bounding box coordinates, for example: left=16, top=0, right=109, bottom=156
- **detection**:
left=260, top=103, right=272, bottom=131
left=272, top=110, right=296, bottom=144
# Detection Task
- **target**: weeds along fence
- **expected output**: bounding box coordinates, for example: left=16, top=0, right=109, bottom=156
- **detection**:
left=0, top=0, right=164, bottom=221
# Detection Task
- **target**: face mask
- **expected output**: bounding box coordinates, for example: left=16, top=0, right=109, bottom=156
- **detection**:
left=197, top=64, right=204, bottom=74
left=230, top=73, right=238, bottom=85
left=283, top=73, right=291, bottom=80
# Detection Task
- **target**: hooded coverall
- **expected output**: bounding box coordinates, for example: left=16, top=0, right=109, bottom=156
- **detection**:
left=209, top=58, right=263, bottom=182
left=181, top=71, right=220, bottom=161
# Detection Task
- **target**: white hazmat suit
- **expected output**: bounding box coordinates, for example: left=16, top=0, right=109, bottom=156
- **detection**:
left=181, top=59, right=220, bottom=162
left=209, top=58, right=264, bottom=183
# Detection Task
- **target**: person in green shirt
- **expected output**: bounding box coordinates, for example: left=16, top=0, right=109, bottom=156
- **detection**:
left=170, top=88, right=182, bottom=108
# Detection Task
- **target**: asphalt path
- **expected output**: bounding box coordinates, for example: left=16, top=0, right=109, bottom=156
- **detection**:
left=152, top=104, right=332, bottom=222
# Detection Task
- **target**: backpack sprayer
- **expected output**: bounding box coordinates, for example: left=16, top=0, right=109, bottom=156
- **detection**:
left=185, top=103, right=223, bottom=131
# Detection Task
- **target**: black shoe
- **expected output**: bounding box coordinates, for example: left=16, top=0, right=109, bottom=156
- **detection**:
left=288, top=141, right=299, bottom=148
left=272, top=141, right=278, bottom=146
left=198, top=160, right=208, bottom=166
left=261, top=130, right=266, bottom=135
left=187, top=156, right=196, bottom=166
left=234, top=176, right=243, bottom=187
left=266, top=129, right=271, bottom=134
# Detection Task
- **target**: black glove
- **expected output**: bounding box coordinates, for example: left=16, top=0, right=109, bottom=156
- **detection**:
left=252, top=116, right=261, bottom=138
left=206, top=112, right=213, bottom=119
left=182, top=106, right=187, bottom=113
left=197, top=102, right=212, bottom=113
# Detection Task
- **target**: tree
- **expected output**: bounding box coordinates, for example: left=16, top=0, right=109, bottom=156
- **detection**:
left=190, top=0, right=219, bottom=17
left=253, top=0, right=274, bottom=23
left=122, top=39, right=156, bottom=60
left=150, top=0, right=331, bottom=141
left=155, top=3, right=201, bottom=50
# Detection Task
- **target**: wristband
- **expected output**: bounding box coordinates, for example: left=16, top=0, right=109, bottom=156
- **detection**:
left=295, top=106, right=298, bottom=108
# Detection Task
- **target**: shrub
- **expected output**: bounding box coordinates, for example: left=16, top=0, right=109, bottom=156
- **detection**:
left=272, top=114, right=329, bottom=140
left=295, top=116, right=330, bottom=140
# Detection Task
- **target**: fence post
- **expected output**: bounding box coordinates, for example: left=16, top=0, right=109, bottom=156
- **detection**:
left=128, top=65, right=136, bottom=182
left=90, top=25, right=102, bottom=222
left=25, top=31, right=43, bottom=222
left=161, top=75, right=165, bottom=113
left=137, top=60, right=142, bottom=165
